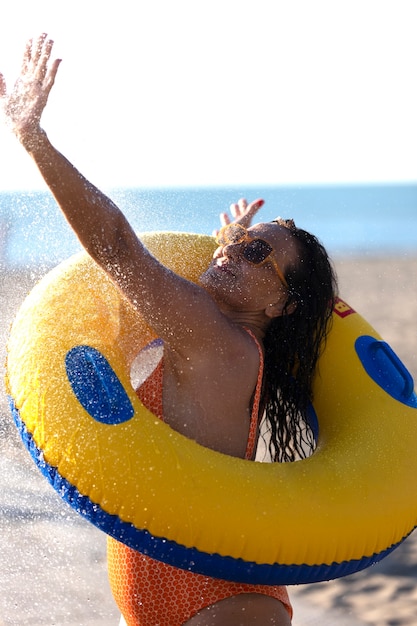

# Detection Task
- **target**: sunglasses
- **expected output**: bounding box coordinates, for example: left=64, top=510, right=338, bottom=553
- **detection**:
left=216, top=223, right=288, bottom=288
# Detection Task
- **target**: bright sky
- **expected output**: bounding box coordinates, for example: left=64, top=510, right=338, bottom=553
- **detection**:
left=0, top=0, right=415, bottom=191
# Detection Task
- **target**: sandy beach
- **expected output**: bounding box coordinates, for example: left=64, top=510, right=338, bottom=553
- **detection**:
left=1, top=253, right=416, bottom=626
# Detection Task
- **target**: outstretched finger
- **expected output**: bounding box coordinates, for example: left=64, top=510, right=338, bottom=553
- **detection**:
left=32, top=33, right=48, bottom=66
left=44, top=58, right=62, bottom=93
left=230, top=203, right=239, bottom=219
left=36, top=37, right=54, bottom=83
left=219, top=211, right=231, bottom=227
left=243, top=198, right=264, bottom=223
left=230, top=198, right=247, bottom=220
left=20, top=39, right=32, bottom=75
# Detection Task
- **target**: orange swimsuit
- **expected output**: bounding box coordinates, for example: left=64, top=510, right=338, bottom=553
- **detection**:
left=107, top=332, right=292, bottom=625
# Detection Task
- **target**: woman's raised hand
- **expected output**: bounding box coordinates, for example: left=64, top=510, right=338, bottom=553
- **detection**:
left=213, top=198, right=264, bottom=236
left=0, top=33, right=61, bottom=149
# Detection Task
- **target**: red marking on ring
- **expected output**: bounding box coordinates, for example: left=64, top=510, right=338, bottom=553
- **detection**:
left=334, top=297, right=356, bottom=318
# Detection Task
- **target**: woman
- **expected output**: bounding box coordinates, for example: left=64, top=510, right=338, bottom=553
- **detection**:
left=0, top=34, right=337, bottom=625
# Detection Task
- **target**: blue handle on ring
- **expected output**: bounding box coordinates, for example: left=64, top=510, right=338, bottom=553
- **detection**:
left=355, top=335, right=417, bottom=408
left=65, top=345, right=135, bottom=424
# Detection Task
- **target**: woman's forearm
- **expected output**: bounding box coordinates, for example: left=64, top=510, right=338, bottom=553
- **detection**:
left=25, top=128, right=130, bottom=264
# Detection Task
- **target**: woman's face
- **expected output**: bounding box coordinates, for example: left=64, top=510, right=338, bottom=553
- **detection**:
left=200, top=223, right=299, bottom=313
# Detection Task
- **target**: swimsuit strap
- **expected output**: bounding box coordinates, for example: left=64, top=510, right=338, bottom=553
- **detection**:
left=243, top=327, right=264, bottom=460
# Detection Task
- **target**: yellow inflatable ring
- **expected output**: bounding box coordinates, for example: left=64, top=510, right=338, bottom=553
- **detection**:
left=6, top=232, right=417, bottom=585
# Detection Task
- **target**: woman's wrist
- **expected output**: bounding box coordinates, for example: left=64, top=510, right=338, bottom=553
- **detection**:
left=18, top=125, right=48, bottom=154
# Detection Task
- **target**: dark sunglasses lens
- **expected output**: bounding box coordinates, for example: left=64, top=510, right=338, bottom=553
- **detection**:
left=243, top=239, right=273, bottom=264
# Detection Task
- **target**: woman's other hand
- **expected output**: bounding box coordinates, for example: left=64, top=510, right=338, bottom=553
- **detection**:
left=213, top=198, right=264, bottom=236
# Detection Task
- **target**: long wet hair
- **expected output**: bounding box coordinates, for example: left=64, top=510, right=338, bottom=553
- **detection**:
left=262, top=218, right=338, bottom=462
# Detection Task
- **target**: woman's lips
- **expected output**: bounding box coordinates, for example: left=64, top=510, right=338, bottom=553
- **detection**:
left=215, top=259, right=236, bottom=276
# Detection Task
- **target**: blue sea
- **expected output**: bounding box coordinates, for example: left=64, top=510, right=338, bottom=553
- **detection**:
left=0, top=183, right=416, bottom=268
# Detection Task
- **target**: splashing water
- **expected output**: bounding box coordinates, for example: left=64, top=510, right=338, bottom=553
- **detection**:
left=1, top=183, right=417, bottom=625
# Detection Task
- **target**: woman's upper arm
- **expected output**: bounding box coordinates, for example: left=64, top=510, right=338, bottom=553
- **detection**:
left=95, top=218, right=225, bottom=351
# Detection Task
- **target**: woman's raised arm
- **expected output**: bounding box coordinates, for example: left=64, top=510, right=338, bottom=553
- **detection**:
left=0, top=34, right=229, bottom=351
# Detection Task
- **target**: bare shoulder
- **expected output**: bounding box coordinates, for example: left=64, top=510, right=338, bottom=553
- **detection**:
left=164, top=322, right=262, bottom=405
left=174, top=320, right=261, bottom=370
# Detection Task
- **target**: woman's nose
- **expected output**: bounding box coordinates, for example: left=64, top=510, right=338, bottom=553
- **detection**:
left=222, top=241, right=243, bottom=259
